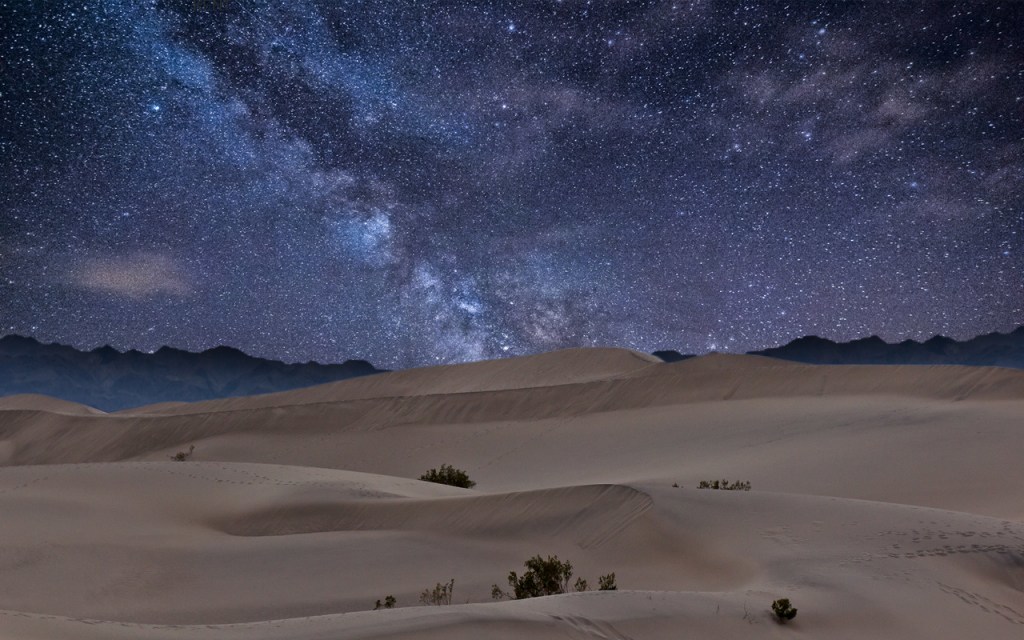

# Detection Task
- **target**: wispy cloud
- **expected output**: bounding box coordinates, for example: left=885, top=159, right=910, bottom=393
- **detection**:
left=71, top=253, right=191, bottom=299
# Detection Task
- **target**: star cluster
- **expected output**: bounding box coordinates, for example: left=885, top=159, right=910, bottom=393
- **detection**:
left=1, top=0, right=1021, bottom=367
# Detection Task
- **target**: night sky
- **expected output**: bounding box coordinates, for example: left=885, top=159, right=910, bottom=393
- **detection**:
left=1, top=1, right=1021, bottom=368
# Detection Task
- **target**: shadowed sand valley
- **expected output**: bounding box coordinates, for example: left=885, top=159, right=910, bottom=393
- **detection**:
left=1, top=349, right=1022, bottom=638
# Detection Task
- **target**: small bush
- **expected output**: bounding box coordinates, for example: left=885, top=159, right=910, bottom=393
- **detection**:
left=170, top=444, right=195, bottom=462
left=419, top=464, right=476, bottom=488
left=492, top=555, right=617, bottom=600
left=771, top=598, right=797, bottom=623
left=374, top=595, right=396, bottom=610
left=420, top=578, right=455, bottom=606
left=492, top=555, right=572, bottom=600
left=697, top=479, right=750, bottom=491
left=510, top=555, right=572, bottom=599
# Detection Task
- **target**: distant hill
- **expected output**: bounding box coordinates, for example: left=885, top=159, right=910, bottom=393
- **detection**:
left=748, top=327, right=1024, bottom=369
left=0, top=335, right=381, bottom=412
left=651, top=350, right=696, bottom=363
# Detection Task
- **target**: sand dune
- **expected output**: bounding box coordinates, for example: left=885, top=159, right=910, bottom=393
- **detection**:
left=119, top=352, right=1024, bottom=419
left=0, top=393, right=105, bottom=415
left=1, top=350, right=1022, bottom=638
left=117, top=347, right=664, bottom=415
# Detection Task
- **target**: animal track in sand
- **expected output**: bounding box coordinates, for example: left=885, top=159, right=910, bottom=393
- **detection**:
left=937, top=582, right=1024, bottom=625
left=758, top=525, right=806, bottom=546
left=551, top=614, right=635, bottom=640
left=0, top=472, right=55, bottom=494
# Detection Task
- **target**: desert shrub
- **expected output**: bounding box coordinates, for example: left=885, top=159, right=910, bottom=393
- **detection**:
left=771, top=598, right=797, bottom=623
left=697, top=479, right=750, bottom=491
left=420, top=578, right=455, bottom=606
left=419, top=464, right=476, bottom=488
left=492, top=555, right=573, bottom=600
left=374, top=595, right=396, bottom=610
left=492, top=555, right=617, bottom=600
left=170, top=444, right=195, bottom=461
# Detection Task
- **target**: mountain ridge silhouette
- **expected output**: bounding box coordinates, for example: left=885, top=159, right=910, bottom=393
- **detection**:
left=0, top=335, right=381, bottom=411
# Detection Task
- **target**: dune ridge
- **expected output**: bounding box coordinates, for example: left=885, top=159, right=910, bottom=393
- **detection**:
left=212, top=484, right=653, bottom=548
left=0, top=393, right=105, bottom=415
left=124, top=352, right=1024, bottom=418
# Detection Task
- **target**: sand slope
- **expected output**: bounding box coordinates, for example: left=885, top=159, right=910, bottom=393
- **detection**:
left=0, top=350, right=1022, bottom=638
left=0, top=393, right=105, bottom=415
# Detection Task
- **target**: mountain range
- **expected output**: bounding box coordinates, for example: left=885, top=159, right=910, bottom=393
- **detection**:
left=655, top=327, right=1024, bottom=368
left=0, top=335, right=380, bottom=412
left=748, top=326, right=1024, bottom=368
left=2, top=326, right=1022, bottom=411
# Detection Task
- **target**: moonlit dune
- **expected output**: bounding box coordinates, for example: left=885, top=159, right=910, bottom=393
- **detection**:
left=1, top=350, right=1022, bottom=639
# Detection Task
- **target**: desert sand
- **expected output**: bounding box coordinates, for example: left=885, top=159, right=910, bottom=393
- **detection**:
left=0, top=349, right=1022, bottom=638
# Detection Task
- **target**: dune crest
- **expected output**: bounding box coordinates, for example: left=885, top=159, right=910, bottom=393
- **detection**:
left=0, top=394, right=105, bottom=415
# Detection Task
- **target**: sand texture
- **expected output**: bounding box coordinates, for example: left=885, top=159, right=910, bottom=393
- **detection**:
left=1, top=350, right=1022, bottom=638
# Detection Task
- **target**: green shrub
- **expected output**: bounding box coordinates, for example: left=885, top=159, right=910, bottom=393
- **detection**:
left=771, top=598, right=797, bottom=623
left=170, top=444, right=195, bottom=461
left=419, top=464, right=476, bottom=488
left=697, top=479, right=750, bottom=491
left=492, top=555, right=617, bottom=600
left=374, top=595, right=396, bottom=610
left=492, top=555, right=572, bottom=599
left=420, top=578, right=455, bottom=606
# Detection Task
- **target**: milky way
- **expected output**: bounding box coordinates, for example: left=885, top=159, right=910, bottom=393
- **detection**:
left=1, top=1, right=1021, bottom=367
